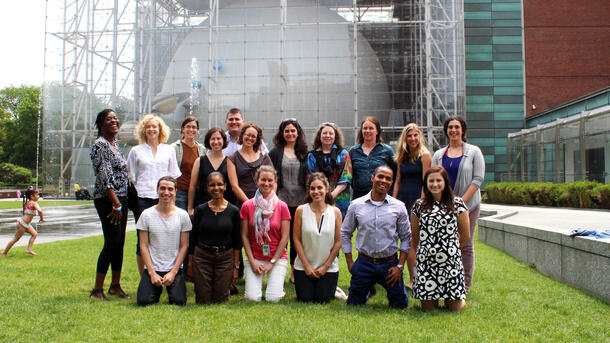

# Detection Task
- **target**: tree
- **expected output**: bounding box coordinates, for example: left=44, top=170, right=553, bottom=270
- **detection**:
left=0, top=86, right=41, bottom=171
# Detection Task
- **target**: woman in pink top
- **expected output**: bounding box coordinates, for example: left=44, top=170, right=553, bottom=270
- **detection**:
left=240, top=165, right=291, bottom=302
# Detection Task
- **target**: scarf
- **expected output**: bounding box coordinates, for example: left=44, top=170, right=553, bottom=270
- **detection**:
left=312, top=146, right=339, bottom=180
left=253, top=189, right=279, bottom=246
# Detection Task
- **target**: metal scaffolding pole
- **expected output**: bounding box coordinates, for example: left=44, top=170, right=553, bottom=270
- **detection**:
left=44, top=0, right=464, bottom=196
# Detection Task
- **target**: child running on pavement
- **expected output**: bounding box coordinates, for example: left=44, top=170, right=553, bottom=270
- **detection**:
left=2, top=187, right=46, bottom=256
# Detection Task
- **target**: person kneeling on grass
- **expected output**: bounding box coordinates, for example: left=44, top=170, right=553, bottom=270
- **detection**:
left=137, top=176, right=191, bottom=306
left=340, top=165, right=411, bottom=309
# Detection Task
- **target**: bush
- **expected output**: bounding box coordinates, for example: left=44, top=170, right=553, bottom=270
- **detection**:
left=592, top=183, right=610, bottom=210
left=484, top=181, right=610, bottom=209
left=0, top=162, right=33, bottom=185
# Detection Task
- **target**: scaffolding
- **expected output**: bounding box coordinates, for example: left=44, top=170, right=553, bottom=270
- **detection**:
left=43, top=0, right=464, bottom=196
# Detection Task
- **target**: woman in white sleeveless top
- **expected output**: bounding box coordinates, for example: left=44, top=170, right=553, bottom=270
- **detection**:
left=292, top=172, right=342, bottom=303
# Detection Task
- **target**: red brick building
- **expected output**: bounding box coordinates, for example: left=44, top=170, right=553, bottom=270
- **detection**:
left=523, top=0, right=610, bottom=117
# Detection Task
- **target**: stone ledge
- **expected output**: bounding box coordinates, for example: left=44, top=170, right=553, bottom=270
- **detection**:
left=478, top=212, right=610, bottom=303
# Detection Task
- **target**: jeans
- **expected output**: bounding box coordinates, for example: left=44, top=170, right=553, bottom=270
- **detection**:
left=243, top=258, right=288, bottom=302
left=461, top=205, right=480, bottom=291
left=347, top=257, right=408, bottom=308
left=175, top=190, right=188, bottom=211
left=294, top=270, right=338, bottom=303
left=137, top=269, right=186, bottom=306
left=93, top=196, right=128, bottom=274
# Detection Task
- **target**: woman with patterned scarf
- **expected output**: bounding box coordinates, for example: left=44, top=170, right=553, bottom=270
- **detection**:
left=240, top=165, right=291, bottom=302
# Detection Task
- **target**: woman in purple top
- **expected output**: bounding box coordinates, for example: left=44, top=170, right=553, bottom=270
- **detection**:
left=431, top=116, right=485, bottom=292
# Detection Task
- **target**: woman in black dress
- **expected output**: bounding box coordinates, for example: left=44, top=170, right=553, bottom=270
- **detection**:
left=392, top=123, right=431, bottom=290
left=188, top=127, right=235, bottom=217
left=191, top=172, right=241, bottom=303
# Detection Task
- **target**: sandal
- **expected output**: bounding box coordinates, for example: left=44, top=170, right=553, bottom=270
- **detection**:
left=230, top=285, right=239, bottom=295
left=108, top=284, right=131, bottom=299
left=90, top=288, right=109, bottom=301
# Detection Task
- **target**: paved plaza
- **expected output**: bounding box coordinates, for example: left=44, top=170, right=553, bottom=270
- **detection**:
left=0, top=203, right=136, bottom=248
left=2, top=202, right=608, bottom=249
left=480, top=203, right=610, bottom=235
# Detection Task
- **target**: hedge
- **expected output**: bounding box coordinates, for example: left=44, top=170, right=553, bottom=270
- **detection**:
left=483, top=181, right=610, bottom=210
left=0, top=162, right=34, bottom=186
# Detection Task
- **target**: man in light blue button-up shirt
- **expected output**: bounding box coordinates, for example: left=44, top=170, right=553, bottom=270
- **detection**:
left=341, top=165, right=411, bottom=308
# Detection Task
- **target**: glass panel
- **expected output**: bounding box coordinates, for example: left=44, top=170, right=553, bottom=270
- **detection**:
left=42, top=0, right=465, bottom=196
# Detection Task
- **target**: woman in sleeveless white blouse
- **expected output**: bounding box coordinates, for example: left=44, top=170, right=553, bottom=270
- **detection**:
left=292, top=172, right=342, bottom=303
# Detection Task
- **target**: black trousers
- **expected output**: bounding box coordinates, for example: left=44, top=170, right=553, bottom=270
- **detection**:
left=133, top=197, right=158, bottom=255
left=94, top=196, right=128, bottom=274
left=294, top=270, right=338, bottom=303
left=137, top=269, right=187, bottom=306
left=288, top=206, right=298, bottom=265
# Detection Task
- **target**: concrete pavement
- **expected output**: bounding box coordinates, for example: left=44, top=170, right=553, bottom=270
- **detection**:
left=0, top=204, right=136, bottom=249
left=480, top=203, right=610, bottom=235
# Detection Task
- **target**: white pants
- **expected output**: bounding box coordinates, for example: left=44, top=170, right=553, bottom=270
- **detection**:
left=243, top=258, right=288, bottom=302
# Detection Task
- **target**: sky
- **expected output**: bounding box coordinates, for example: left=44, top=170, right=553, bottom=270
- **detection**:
left=0, top=1, right=46, bottom=90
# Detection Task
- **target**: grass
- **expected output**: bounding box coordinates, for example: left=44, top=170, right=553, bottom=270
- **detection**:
left=0, top=200, right=92, bottom=209
left=0, top=232, right=608, bottom=342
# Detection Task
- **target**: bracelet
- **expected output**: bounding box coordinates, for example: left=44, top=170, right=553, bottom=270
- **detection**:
left=114, top=206, right=122, bottom=212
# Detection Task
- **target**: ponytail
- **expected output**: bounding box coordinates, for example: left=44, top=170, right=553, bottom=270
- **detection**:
left=22, top=186, right=36, bottom=214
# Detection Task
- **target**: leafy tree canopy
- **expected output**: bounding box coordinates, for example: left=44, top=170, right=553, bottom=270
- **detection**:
left=0, top=85, right=41, bottom=171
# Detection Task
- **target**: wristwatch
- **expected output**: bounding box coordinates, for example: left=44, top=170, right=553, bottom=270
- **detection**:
left=233, top=265, right=239, bottom=270
left=396, top=264, right=404, bottom=271
left=270, top=258, right=277, bottom=264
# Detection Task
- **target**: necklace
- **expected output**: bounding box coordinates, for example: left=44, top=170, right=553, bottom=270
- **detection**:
left=446, top=145, right=462, bottom=167
left=209, top=200, right=227, bottom=215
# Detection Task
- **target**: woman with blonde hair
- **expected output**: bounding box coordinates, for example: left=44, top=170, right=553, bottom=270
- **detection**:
left=240, top=165, right=291, bottom=302
left=127, top=114, right=181, bottom=275
left=392, top=122, right=431, bottom=291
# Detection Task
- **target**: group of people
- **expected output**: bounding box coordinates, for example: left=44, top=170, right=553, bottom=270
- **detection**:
left=88, top=107, right=484, bottom=312
left=74, top=181, right=92, bottom=200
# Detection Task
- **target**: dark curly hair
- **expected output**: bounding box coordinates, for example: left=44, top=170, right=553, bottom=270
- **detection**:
left=238, top=123, right=264, bottom=151
left=272, top=118, right=308, bottom=160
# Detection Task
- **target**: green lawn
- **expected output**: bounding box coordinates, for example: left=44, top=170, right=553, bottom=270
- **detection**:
left=0, top=232, right=608, bottom=342
left=0, top=200, right=92, bottom=209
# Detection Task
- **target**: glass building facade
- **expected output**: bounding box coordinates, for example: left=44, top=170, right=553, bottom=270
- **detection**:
left=42, top=0, right=465, bottom=196
left=507, top=89, right=610, bottom=183
left=464, top=0, right=525, bottom=185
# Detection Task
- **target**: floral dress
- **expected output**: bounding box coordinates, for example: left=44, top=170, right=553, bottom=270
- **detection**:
left=411, top=197, right=468, bottom=300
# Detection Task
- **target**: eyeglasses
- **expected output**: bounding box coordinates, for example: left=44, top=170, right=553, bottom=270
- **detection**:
left=184, top=125, right=199, bottom=130
left=281, top=118, right=297, bottom=124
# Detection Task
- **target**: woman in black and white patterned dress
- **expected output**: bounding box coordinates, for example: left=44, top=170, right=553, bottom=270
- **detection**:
left=410, top=165, right=470, bottom=312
